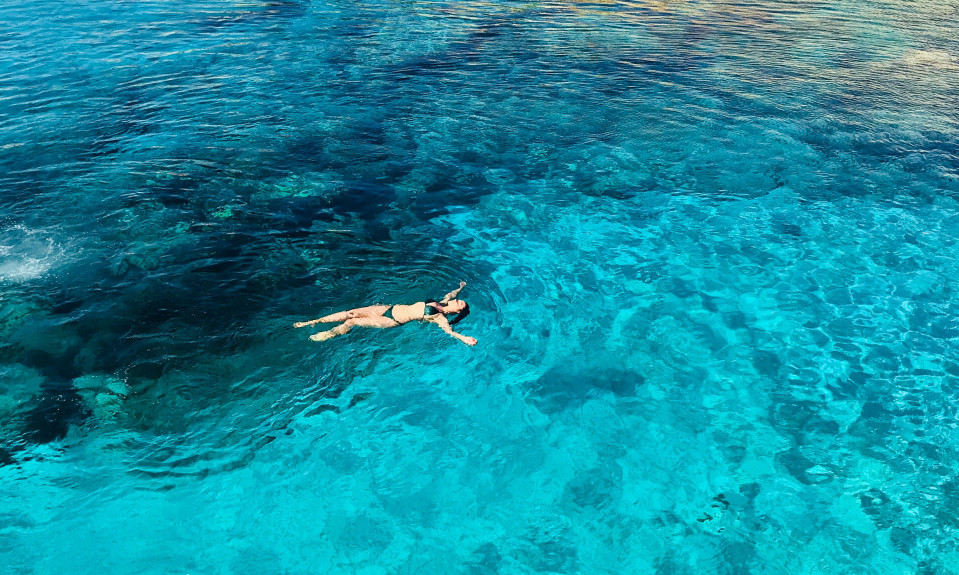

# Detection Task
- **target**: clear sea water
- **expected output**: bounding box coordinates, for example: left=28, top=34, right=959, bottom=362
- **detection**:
left=1, top=0, right=958, bottom=573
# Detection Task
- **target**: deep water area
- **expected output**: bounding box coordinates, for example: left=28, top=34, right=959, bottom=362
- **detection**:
left=1, top=0, right=958, bottom=573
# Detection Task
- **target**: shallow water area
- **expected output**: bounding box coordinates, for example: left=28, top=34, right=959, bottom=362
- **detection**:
left=1, top=0, right=959, bottom=573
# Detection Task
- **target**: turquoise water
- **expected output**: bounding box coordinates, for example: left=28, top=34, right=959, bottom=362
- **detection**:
left=2, top=0, right=958, bottom=572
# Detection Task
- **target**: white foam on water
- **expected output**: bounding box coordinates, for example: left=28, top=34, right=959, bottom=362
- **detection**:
left=0, top=225, right=66, bottom=283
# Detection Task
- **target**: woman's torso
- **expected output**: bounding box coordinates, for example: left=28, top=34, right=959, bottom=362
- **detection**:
left=389, top=302, right=437, bottom=323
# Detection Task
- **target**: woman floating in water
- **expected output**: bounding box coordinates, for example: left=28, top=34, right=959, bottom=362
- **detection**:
left=294, top=281, right=477, bottom=346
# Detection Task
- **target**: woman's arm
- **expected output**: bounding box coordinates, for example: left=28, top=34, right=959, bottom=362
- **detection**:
left=440, top=281, right=467, bottom=303
left=430, top=313, right=477, bottom=346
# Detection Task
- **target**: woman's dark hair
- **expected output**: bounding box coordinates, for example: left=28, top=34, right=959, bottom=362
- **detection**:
left=448, top=302, right=470, bottom=326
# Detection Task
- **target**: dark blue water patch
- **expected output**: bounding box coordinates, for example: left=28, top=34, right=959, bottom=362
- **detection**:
left=751, top=350, right=781, bottom=379
left=769, top=400, right=833, bottom=444
left=720, top=310, right=748, bottom=331
left=127, top=436, right=278, bottom=482
left=83, top=105, right=165, bottom=160
left=772, top=219, right=803, bottom=239
left=929, top=316, right=959, bottom=340
left=301, top=390, right=372, bottom=418
left=528, top=364, right=644, bottom=413
left=195, top=0, right=306, bottom=34
left=0, top=446, right=14, bottom=467
left=148, top=175, right=213, bottom=209
left=22, top=383, right=88, bottom=445
left=514, top=518, right=579, bottom=575
left=849, top=131, right=914, bottom=161
left=935, top=478, right=959, bottom=530
left=582, top=180, right=657, bottom=202
left=917, top=559, right=954, bottom=575
left=888, top=524, right=918, bottom=556
left=409, top=174, right=491, bottom=220
left=903, top=441, right=943, bottom=471
left=467, top=542, right=503, bottom=575
left=859, top=488, right=901, bottom=530
left=846, top=401, right=897, bottom=456
left=17, top=348, right=82, bottom=383
left=0, top=155, right=96, bottom=215
left=562, top=458, right=623, bottom=510
left=0, top=178, right=45, bottom=215
left=712, top=430, right=748, bottom=464
left=862, top=344, right=900, bottom=374
left=681, top=315, right=729, bottom=354
left=118, top=277, right=267, bottom=345
left=0, top=241, right=310, bottom=390
left=921, top=129, right=959, bottom=161
left=825, top=371, right=865, bottom=400
left=391, top=52, right=479, bottom=81
left=776, top=447, right=831, bottom=485
left=795, top=129, right=956, bottom=202
left=282, top=119, right=396, bottom=171
left=327, top=181, right=399, bottom=222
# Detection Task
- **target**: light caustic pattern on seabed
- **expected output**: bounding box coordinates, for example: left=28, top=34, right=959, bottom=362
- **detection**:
left=1, top=0, right=958, bottom=573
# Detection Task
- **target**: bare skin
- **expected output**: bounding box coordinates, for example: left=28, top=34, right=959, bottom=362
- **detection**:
left=294, top=282, right=477, bottom=346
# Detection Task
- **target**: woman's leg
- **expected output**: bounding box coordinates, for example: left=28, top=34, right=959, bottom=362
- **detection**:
left=294, top=305, right=390, bottom=328
left=309, top=316, right=400, bottom=341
